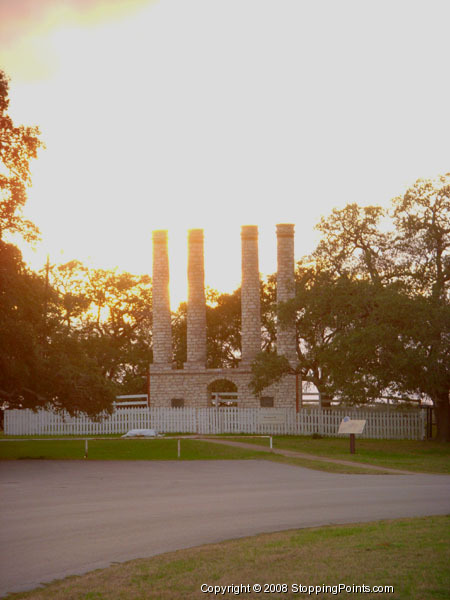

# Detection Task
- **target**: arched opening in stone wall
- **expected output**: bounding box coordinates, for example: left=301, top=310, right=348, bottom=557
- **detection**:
left=207, top=379, right=238, bottom=407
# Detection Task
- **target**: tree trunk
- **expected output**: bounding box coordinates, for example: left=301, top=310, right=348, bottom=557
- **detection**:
left=435, top=392, right=450, bottom=442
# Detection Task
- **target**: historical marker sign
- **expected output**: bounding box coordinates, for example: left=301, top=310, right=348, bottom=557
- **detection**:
left=338, top=417, right=367, bottom=454
left=338, top=418, right=366, bottom=435
left=258, top=409, right=287, bottom=425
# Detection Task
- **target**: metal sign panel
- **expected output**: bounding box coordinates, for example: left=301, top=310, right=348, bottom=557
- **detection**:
left=257, top=409, right=287, bottom=425
left=338, top=418, right=366, bottom=435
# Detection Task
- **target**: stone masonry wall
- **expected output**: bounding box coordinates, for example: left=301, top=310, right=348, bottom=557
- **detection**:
left=276, top=223, right=297, bottom=363
left=149, top=366, right=295, bottom=408
left=241, top=225, right=261, bottom=364
left=152, top=230, right=172, bottom=367
left=149, top=224, right=297, bottom=408
left=186, top=229, right=207, bottom=368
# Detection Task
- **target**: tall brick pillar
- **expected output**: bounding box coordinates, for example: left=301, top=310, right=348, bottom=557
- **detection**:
left=152, top=230, right=172, bottom=368
left=186, top=229, right=207, bottom=368
left=276, top=223, right=297, bottom=363
left=241, top=225, right=261, bottom=364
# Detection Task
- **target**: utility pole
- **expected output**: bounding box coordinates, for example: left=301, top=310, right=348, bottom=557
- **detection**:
left=42, top=254, right=50, bottom=349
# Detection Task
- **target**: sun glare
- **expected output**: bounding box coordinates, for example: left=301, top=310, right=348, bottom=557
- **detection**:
left=3, top=0, right=449, bottom=309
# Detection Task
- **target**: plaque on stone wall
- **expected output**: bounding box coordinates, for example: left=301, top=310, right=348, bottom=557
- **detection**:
left=260, top=396, right=274, bottom=408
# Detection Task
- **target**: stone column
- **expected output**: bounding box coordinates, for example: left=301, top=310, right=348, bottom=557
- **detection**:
left=152, top=230, right=172, bottom=368
left=186, top=229, right=207, bottom=368
left=241, top=225, right=261, bottom=364
left=276, top=223, right=297, bottom=362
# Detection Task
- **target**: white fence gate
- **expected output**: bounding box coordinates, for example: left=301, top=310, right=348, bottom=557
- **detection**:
left=4, top=407, right=425, bottom=440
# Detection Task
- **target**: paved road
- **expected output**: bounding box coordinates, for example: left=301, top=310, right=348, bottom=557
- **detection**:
left=1, top=460, right=449, bottom=596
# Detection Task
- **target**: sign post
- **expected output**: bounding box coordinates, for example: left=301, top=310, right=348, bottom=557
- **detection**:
left=349, top=433, right=355, bottom=454
left=338, top=417, right=366, bottom=454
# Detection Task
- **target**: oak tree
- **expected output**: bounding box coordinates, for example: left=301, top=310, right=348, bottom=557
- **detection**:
left=0, top=71, right=43, bottom=242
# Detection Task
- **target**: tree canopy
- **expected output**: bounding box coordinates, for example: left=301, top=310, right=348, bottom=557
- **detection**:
left=0, top=71, right=44, bottom=242
left=251, top=174, right=450, bottom=441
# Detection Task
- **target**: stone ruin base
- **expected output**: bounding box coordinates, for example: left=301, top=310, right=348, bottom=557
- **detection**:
left=149, top=366, right=296, bottom=408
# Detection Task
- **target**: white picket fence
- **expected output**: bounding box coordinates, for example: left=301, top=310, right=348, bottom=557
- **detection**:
left=4, top=407, right=425, bottom=440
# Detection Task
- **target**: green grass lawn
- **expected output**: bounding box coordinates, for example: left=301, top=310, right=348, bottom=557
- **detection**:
left=7, top=516, right=450, bottom=600
left=239, top=435, right=450, bottom=474
left=1, top=435, right=449, bottom=473
left=0, top=439, right=268, bottom=461
left=0, top=437, right=383, bottom=473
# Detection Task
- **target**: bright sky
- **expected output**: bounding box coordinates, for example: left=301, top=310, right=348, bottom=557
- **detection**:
left=1, top=0, right=449, bottom=308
